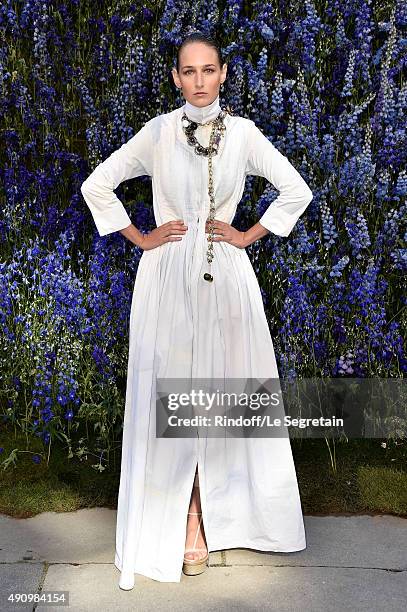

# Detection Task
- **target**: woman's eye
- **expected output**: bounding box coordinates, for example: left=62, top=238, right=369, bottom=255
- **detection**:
left=184, top=69, right=214, bottom=75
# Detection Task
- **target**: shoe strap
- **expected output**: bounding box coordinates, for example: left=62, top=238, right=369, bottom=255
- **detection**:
left=192, top=514, right=203, bottom=550
left=185, top=511, right=207, bottom=557
left=184, top=550, right=208, bottom=556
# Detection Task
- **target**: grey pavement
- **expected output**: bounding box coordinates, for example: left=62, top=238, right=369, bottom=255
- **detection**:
left=0, top=509, right=406, bottom=611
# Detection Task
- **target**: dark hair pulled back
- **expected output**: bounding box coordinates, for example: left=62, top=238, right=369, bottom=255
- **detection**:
left=176, top=31, right=224, bottom=72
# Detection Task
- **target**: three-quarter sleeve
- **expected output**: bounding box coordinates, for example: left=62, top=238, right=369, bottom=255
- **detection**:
left=245, top=120, right=313, bottom=237
left=80, top=120, right=153, bottom=236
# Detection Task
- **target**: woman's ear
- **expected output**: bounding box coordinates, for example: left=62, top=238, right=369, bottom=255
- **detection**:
left=168, top=68, right=179, bottom=94
left=171, top=67, right=180, bottom=88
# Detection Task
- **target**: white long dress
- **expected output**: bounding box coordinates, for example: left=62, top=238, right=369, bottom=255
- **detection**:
left=81, top=94, right=313, bottom=590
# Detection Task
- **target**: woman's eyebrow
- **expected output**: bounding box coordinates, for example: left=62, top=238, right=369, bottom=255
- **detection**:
left=182, top=64, right=216, bottom=69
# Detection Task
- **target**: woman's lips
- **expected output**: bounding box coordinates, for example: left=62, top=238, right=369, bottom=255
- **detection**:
left=195, top=92, right=207, bottom=95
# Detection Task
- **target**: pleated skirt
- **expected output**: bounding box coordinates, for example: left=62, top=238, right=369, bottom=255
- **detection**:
left=114, top=210, right=306, bottom=588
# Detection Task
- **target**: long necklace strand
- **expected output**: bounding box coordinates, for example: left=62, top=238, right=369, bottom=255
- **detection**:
left=181, top=108, right=228, bottom=282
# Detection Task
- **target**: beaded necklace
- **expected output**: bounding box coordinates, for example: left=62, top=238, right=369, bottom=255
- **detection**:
left=181, top=107, right=229, bottom=282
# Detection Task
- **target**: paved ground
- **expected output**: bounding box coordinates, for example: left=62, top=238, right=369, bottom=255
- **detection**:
left=0, top=510, right=406, bottom=611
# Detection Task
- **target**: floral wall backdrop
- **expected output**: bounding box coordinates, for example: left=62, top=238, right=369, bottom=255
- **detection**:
left=0, top=0, right=405, bottom=470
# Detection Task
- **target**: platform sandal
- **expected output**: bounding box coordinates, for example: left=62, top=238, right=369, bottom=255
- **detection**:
left=183, top=510, right=209, bottom=576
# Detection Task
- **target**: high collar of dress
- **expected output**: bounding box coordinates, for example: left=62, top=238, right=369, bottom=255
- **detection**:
left=183, top=94, right=221, bottom=124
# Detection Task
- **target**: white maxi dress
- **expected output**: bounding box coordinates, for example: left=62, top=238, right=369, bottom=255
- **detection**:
left=81, top=95, right=313, bottom=590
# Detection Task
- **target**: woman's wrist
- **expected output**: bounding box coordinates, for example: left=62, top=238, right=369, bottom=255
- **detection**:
left=242, top=222, right=270, bottom=247
left=119, top=223, right=146, bottom=247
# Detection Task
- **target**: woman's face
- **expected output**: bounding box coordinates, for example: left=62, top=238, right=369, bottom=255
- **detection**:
left=172, top=42, right=227, bottom=106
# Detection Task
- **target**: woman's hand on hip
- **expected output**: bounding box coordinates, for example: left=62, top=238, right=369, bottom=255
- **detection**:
left=205, top=219, right=247, bottom=249
left=139, top=220, right=188, bottom=250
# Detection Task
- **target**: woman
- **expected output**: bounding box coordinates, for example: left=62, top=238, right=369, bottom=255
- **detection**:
left=81, top=32, right=313, bottom=591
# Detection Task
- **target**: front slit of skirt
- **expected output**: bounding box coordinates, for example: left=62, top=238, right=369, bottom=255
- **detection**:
left=179, top=433, right=203, bottom=576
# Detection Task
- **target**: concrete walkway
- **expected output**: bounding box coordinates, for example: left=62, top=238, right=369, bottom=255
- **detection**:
left=0, top=510, right=406, bottom=611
